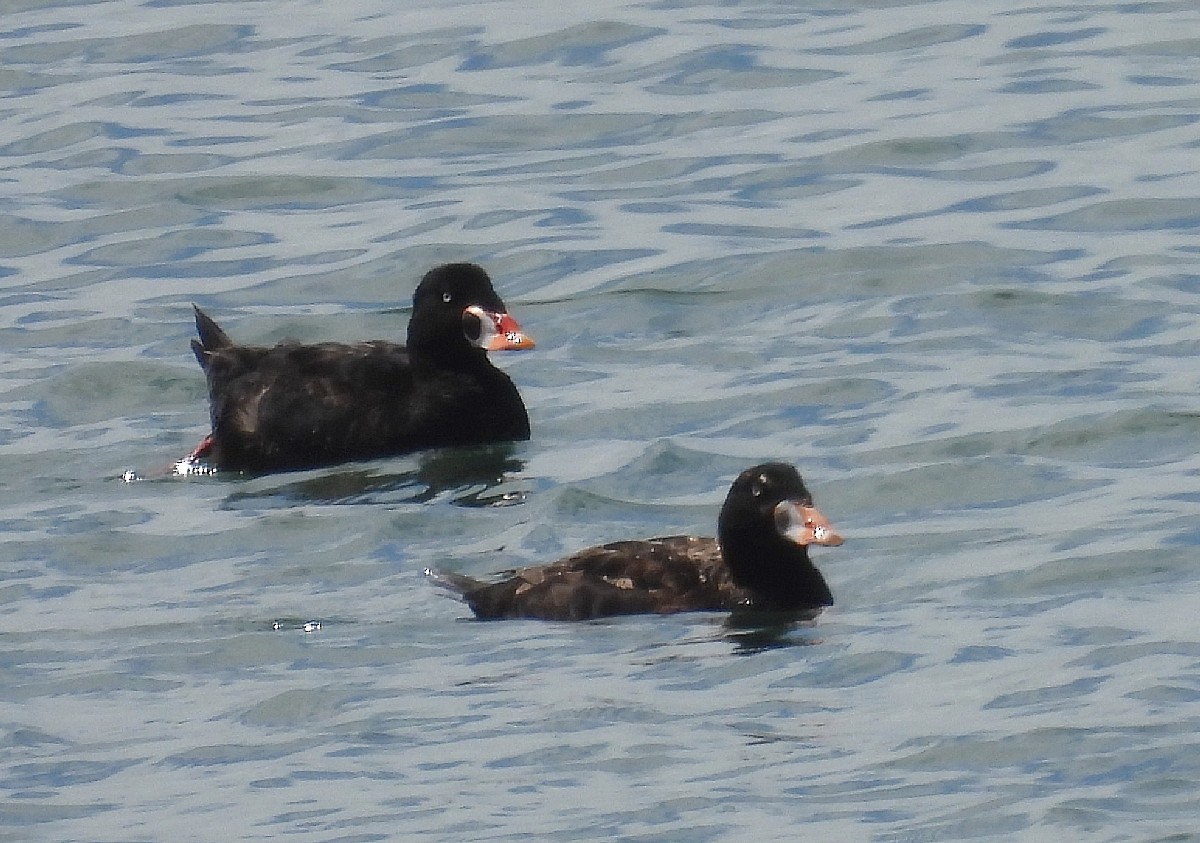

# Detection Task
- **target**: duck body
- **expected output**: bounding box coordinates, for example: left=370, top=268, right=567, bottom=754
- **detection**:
left=438, top=536, right=736, bottom=622
left=189, top=263, right=533, bottom=472
left=436, top=463, right=842, bottom=621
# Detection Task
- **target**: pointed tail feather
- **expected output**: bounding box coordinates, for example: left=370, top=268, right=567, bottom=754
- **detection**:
left=191, top=305, right=232, bottom=368
left=425, top=568, right=486, bottom=598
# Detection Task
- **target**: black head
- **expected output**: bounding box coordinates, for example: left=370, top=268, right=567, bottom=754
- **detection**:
left=716, top=462, right=842, bottom=609
left=408, top=263, right=534, bottom=359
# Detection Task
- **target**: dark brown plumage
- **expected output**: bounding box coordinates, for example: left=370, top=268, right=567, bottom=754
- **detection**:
left=433, top=463, right=843, bottom=621
left=187, top=263, right=534, bottom=472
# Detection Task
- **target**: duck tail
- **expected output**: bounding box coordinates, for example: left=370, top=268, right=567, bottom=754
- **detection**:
left=424, top=568, right=486, bottom=598
left=191, top=305, right=231, bottom=368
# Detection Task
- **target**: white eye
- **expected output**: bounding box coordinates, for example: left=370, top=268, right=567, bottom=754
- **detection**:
left=442, top=291, right=453, bottom=303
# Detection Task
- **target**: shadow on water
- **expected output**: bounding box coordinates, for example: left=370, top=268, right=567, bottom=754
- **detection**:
left=724, top=608, right=825, bottom=654
left=220, top=443, right=529, bottom=509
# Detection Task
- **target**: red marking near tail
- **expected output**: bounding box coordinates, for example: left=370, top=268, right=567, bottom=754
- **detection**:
left=187, top=434, right=215, bottom=462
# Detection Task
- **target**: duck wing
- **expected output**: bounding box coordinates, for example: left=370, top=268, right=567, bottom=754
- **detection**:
left=446, top=536, right=741, bottom=621
left=202, top=340, right=418, bottom=470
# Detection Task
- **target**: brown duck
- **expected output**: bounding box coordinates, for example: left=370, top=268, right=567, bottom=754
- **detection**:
left=434, top=462, right=843, bottom=621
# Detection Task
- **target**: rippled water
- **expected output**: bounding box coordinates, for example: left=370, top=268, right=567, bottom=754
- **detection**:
left=3, top=0, right=1199, bottom=840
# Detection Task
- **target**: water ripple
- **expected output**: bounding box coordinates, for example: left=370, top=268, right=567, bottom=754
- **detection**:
left=2, top=1, right=1199, bottom=841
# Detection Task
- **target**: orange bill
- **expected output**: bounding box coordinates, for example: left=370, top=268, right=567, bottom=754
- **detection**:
left=466, top=305, right=535, bottom=351
left=774, top=500, right=844, bottom=547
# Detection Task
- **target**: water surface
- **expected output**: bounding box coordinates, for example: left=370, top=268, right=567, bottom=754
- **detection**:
left=2, top=1, right=1199, bottom=841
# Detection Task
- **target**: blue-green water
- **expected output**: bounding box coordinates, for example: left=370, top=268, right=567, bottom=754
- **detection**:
left=2, top=1, right=1199, bottom=841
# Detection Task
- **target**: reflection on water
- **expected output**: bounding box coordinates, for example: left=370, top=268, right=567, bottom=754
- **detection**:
left=724, top=613, right=825, bottom=654
left=221, top=443, right=529, bottom=508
